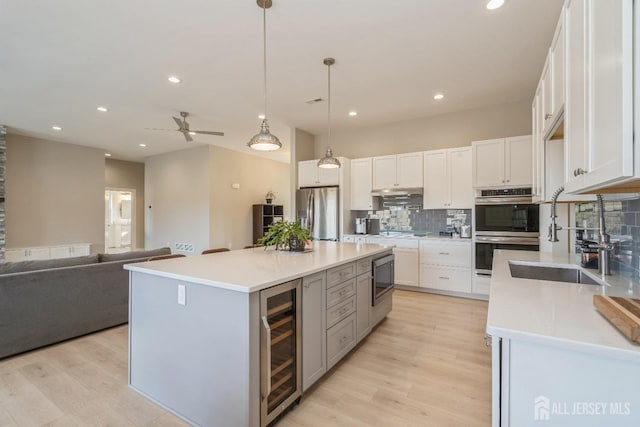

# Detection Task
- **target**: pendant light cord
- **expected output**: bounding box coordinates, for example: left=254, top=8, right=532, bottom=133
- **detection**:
left=263, top=2, right=268, bottom=120
left=327, top=61, right=331, bottom=147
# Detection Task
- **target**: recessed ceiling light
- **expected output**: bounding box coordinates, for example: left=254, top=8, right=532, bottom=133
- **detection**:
left=97, top=106, right=108, bottom=112
left=52, top=126, right=62, bottom=131
left=188, top=131, right=196, bottom=136
left=258, top=114, right=266, bottom=120
left=348, top=111, right=358, bottom=117
left=434, top=93, right=445, bottom=100
left=168, top=76, right=182, bottom=84
left=139, top=143, right=147, bottom=147
left=486, top=0, right=506, bottom=10
left=105, top=153, right=112, bottom=157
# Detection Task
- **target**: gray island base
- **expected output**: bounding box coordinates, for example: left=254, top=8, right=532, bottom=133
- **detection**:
left=125, top=241, right=393, bottom=427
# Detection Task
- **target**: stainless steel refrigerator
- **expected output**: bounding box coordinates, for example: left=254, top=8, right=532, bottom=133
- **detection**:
left=296, top=187, right=339, bottom=241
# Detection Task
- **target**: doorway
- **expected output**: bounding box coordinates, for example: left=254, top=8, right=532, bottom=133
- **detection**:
left=105, top=189, right=135, bottom=253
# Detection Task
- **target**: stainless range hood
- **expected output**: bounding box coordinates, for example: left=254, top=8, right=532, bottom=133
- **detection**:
left=371, top=188, right=423, bottom=197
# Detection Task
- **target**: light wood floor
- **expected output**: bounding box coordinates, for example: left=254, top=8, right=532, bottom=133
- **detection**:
left=0, top=290, right=491, bottom=427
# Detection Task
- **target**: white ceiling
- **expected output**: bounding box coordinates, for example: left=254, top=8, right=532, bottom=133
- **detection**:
left=0, top=0, right=563, bottom=163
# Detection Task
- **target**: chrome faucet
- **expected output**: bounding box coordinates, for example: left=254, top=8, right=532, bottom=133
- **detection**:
left=548, top=186, right=564, bottom=242
left=589, top=194, right=614, bottom=277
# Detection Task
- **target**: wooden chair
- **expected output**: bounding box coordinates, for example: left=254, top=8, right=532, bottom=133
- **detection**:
left=201, top=248, right=231, bottom=255
left=148, top=254, right=186, bottom=261
left=243, top=244, right=264, bottom=249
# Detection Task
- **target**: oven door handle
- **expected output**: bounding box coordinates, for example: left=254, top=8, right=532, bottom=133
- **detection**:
left=475, top=197, right=534, bottom=205
left=475, top=236, right=540, bottom=245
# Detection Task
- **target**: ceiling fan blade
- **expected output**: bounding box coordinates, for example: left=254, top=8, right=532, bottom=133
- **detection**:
left=193, top=130, right=225, bottom=136
left=173, top=116, right=184, bottom=130
left=184, top=132, right=194, bottom=142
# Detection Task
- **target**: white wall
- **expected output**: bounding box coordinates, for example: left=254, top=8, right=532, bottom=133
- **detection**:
left=6, top=134, right=105, bottom=252
left=209, top=146, right=290, bottom=250
left=145, top=146, right=210, bottom=254
left=314, top=100, right=532, bottom=158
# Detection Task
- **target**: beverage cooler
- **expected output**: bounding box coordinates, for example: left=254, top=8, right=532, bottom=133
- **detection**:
left=260, top=279, right=301, bottom=426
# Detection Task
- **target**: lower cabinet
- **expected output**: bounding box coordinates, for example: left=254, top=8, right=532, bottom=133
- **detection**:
left=302, top=256, right=378, bottom=391
left=5, top=243, right=91, bottom=262
left=327, top=313, right=357, bottom=370
left=302, top=271, right=327, bottom=392
left=492, top=336, right=640, bottom=426
left=356, top=273, right=371, bottom=341
left=419, top=239, right=472, bottom=294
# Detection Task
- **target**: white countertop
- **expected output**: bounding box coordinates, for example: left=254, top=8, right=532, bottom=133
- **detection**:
left=125, top=241, right=391, bottom=293
left=345, top=233, right=472, bottom=241
left=487, top=250, right=640, bottom=362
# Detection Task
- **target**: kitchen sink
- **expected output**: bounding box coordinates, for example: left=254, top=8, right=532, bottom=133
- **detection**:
left=508, top=261, right=604, bottom=286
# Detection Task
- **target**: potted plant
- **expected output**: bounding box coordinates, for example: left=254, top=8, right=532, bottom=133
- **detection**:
left=258, top=219, right=313, bottom=252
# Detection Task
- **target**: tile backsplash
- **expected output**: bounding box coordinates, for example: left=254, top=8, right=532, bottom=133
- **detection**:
left=357, top=207, right=472, bottom=235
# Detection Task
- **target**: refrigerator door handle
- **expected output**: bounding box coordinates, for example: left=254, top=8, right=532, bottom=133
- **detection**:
left=308, top=192, right=314, bottom=235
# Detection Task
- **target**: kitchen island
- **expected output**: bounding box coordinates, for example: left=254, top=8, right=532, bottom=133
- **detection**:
left=487, top=250, right=640, bottom=427
left=124, top=241, right=392, bottom=427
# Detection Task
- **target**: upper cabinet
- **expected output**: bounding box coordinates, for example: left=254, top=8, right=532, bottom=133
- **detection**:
left=423, top=147, right=473, bottom=209
left=472, top=136, right=532, bottom=188
left=350, top=158, right=373, bottom=210
left=372, top=152, right=423, bottom=189
left=298, top=159, right=340, bottom=188
left=541, top=9, right=565, bottom=137
left=563, top=0, right=635, bottom=194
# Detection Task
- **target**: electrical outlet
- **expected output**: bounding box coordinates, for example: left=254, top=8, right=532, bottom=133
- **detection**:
left=178, top=284, right=186, bottom=306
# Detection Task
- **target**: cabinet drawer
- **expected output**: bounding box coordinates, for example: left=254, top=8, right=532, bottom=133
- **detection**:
left=327, top=294, right=356, bottom=329
left=327, top=313, right=357, bottom=370
left=419, top=241, right=471, bottom=268
left=356, top=257, right=371, bottom=275
left=327, top=278, right=356, bottom=308
left=327, top=262, right=356, bottom=289
left=420, top=266, right=471, bottom=293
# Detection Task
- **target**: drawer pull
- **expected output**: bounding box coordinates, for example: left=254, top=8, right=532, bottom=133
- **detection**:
left=438, top=252, right=450, bottom=255
left=339, top=335, right=350, bottom=345
left=339, top=308, right=347, bottom=315
left=438, top=276, right=450, bottom=280
left=339, top=289, right=347, bottom=296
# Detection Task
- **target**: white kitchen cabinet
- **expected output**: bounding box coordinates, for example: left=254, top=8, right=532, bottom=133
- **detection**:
left=298, top=159, right=339, bottom=188
left=50, top=243, right=90, bottom=259
left=419, top=239, right=471, bottom=294
left=5, top=246, right=50, bottom=262
left=472, top=136, right=532, bottom=188
left=302, top=271, right=327, bottom=392
left=492, top=336, right=640, bottom=427
left=550, top=9, right=564, bottom=122
left=350, top=158, right=373, bottom=210
left=564, top=0, right=635, bottom=194
left=366, top=237, right=420, bottom=287
left=423, top=147, right=472, bottom=209
left=372, top=152, right=422, bottom=189
left=540, top=9, right=565, bottom=138
left=532, top=86, right=544, bottom=202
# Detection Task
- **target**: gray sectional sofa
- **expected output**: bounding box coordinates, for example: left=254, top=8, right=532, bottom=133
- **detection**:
left=0, top=247, right=171, bottom=359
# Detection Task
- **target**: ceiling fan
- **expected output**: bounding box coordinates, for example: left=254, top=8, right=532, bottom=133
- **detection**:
left=146, top=111, right=224, bottom=142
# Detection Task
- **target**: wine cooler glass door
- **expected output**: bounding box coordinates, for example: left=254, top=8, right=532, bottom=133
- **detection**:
left=260, top=279, right=301, bottom=426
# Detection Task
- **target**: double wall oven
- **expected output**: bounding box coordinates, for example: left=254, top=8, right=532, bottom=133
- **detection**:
left=474, top=188, right=540, bottom=276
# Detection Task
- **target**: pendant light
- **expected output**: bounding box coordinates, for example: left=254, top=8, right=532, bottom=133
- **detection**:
left=247, top=0, right=282, bottom=151
left=317, top=58, right=341, bottom=169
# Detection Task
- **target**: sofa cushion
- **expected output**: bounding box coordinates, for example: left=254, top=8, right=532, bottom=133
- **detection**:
left=0, top=254, right=99, bottom=274
left=98, top=247, right=171, bottom=263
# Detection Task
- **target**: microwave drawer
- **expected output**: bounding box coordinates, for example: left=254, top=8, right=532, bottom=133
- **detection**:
left=419, top=241, right=471, bottom=268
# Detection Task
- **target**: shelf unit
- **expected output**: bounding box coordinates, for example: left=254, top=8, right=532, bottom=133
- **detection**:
left=253, top=204, right=284, bottom=244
